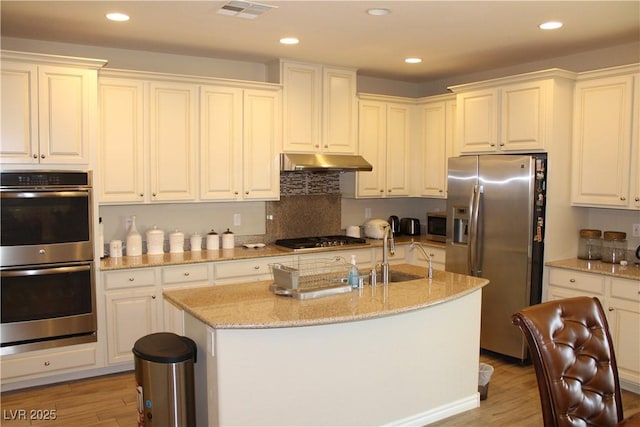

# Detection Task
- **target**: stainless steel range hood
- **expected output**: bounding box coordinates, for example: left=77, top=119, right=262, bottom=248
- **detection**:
left=280, top=153, right=373, bottom=172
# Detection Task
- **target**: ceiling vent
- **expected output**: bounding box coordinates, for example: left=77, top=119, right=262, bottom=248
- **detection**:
left=217, top=1, right=277, bottom=19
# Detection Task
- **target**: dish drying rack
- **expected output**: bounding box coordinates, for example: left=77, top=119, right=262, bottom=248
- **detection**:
left=269, top=257, right=353, bottom=300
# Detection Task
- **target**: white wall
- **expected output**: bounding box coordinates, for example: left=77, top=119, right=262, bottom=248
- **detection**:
left=99, top=202, right=266, bottom=244
left=586, top=208, right=640, bottom=251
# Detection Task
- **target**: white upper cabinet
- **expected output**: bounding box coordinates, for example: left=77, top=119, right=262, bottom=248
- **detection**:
left=149, top=81, right=198, bottom=202
left=357, top=95, right=411, bottom=198
left=99, top=77, right=146, bottom=203
left=280, top=61, right=357, bottom=154
left=199, top=86, right=280, bottom=201
left=242, top=89, right=281, bottom=200
left=413, top=95, right=456, bottom=198
left=450, top=70, right=575, bottom=154
left=99, top=70, right=281, bottom=204
left=1, top=52, right=105, bottom=165
left=570, top=65, right=640, bottom=209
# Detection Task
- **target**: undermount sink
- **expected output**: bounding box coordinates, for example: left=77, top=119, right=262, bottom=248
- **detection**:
left=378, top=270, right=424, bottom=282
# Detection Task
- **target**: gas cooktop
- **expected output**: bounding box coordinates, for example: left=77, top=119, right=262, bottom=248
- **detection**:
left=275, top=235, right=368, bottom=251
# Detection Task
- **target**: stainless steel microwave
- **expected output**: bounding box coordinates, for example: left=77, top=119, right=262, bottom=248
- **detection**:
left=426, top=212, right=446, bottom=242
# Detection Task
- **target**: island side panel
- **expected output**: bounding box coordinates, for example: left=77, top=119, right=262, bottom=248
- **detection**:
left=195, top=289, right=482, bottom=426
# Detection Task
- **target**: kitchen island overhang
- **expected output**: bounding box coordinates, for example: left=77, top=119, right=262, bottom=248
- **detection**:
left=164, top=264, right=489, bottom=426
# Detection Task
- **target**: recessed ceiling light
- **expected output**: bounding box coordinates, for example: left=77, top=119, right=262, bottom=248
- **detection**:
left=539, top=21, right=563, bottom=30
left=405, top=57, right=423, bottom=64
left=106, top=12, right=130, bottom=22
left=280, top=37, right=299, bottom=45
left=367, top=8, right=391, bottom=16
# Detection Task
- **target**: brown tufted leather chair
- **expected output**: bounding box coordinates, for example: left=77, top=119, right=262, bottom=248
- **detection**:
left=511, top=296, right=638, bottom=427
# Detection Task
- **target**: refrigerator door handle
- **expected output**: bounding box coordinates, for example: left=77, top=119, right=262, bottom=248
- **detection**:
left=469, top=184, right=482, bottom=276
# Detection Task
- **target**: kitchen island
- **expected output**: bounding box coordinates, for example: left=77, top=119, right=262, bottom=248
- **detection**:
left=164, top=264, right=489, bottom=426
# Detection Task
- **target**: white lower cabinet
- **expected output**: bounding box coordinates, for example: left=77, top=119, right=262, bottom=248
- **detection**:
left=546, top=267, right=640, bottom=391
left=214, top=255, right=294, bottom=284
left=103, top=264, right=212, bottom=365
left=161, top=264, right=212, bottom=334
left=103, top=268, right=159, bottom=364
left=1, top=345, right=97, bottom=381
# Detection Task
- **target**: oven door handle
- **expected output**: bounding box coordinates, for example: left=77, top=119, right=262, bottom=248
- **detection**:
left=1, top=264, right=91, bottom=277
left=1, top=191, right=89, bottom=199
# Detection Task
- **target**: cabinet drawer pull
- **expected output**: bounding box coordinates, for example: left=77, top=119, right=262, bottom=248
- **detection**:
left=569, top=278, right=576, bottom=283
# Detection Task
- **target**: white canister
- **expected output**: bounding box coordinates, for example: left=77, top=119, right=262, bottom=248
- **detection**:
left=125, top=215, right=142, bottom=257
left=222, top=229, right=235, bottom=249
left=190, top=233, right=202, bottom=252
left=146, top=226, right=165, bottom=255
left=169, top=230, right=185, bottom=253
left=346, top=225, right=361, bottom=238
left=206, top=230, right=219, bottom=251
left=109, top=240, right=123, bottom=258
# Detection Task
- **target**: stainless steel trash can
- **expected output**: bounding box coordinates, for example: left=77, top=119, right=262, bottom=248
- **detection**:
left=133, top=333, right=197, bottom=427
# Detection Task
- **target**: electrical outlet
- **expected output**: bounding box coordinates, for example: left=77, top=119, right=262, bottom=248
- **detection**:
left=233, top=213, right=241, bottom=226
left=364, top=208, right=372, bottom=219
left=632, top=223, right=640, bottom=237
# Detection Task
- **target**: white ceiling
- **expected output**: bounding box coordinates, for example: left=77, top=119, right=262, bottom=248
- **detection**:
left=1, top=1, right=639, bottom=82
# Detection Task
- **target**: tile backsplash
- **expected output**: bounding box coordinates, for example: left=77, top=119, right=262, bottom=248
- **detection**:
left=265, top=171, right=343, bottom=242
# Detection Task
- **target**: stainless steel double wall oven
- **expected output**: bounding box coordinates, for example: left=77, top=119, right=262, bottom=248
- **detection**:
left=0, top=171, right=97, bottom=355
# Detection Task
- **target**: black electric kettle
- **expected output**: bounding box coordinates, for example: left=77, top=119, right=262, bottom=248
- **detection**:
left=636, top=245, right=640, bottom=261
left=388, top=216, right=401, bottom=235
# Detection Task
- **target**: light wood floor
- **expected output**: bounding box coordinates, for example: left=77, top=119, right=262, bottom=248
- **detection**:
left=1, top=352, right=639, bottom=426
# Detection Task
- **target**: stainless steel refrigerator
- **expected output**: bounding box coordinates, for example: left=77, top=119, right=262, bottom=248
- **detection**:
left=445, top=154, right=547, bottom=361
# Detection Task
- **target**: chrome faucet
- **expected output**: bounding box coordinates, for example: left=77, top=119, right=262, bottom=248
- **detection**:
left=410, top=242, right=433, bottom=280
left=382, top=224, right=395, bottom=285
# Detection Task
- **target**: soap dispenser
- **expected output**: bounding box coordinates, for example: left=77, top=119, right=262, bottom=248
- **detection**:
left=348, top=255, right=360, bottom=288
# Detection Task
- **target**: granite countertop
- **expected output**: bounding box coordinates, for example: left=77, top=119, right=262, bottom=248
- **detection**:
left=100, top=236, right=445, bottom=271
left=546, top=258, right=640, bottom=281
left=163, top=263, right=488, bottom=329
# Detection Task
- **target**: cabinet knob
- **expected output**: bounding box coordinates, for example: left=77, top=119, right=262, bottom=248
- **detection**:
left=152, top=295, right=156, bottom=299
left=253, top=265, right=260, bottom=270
left=129, top=277, right=135, bottom=282
left=315, top=144, right=320, bottom=148
left=620, top=197, right=626, bottom=201
left=152, top=193, right=157, bottom=197
left=44, top=361, right=50, bottom=367
left=608, top=307, right=614, bottom=312
left=635, top=197, right=640, bottom=202
left=245, top=191, right=249, bottom=195
left=33, top=154, right=38, bottom=159
left=184, top=272, right=190, bottom=276
left=490, top=143, right=496, bottom=147
left=324, top=145, right=328, bottom=148
left=388, top=189, right=392, bottom=193
left=499, top=143, right=505, bottom=147
left=139, top=193, right=144, bottom=197
left=569, top=278, right=576, bottom=283
left=234, top=191, right=239, bottom=195
left=380, top=189, right=384, bottom=193
left=439, top=189, right=443, bottom=193
left=40, top=154, right=46, bottom=159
